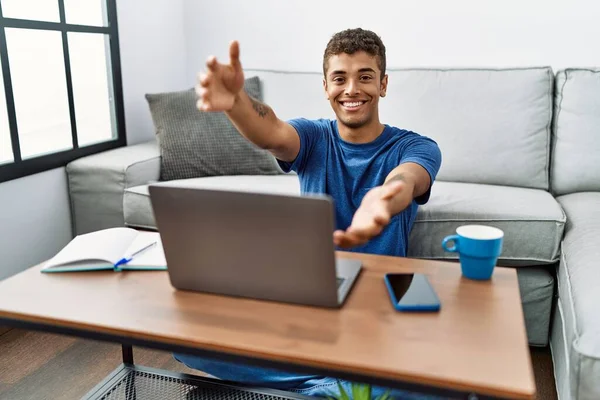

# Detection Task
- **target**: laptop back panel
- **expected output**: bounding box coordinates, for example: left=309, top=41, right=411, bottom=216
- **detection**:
left=149, top=186, right=340, bottom=307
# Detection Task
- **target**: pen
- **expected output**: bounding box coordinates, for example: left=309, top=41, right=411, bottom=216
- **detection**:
left=114, top=241, right=158, bottom=270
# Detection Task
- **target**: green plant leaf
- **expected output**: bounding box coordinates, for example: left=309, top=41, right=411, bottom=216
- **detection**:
left=337, top=380, right=351, bottom=400
left=326, top=381, right=386, bottom=400
left=351, top=382, right=369, bottom=399
left=374, top=390, right=392, bottom=400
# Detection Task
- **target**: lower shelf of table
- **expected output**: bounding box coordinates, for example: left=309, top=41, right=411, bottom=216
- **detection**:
left=82, top=364, right=314, bottom=400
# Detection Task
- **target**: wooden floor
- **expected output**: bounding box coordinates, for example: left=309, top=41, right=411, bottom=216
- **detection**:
left=0, top=327, right=557, bottom=400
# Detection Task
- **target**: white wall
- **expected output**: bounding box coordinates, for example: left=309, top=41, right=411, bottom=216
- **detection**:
left=118, top=0, right=188, bottom=144
left=184, top=0, right=600, bottom=79
left=0, top=0, right=188, bottom=279
left=0, top=168, right=72, bottom=280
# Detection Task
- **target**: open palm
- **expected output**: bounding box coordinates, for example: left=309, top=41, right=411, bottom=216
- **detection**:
left=334, top=182, right=405, bottom=248
left=196, top=41, right=245, bottom=112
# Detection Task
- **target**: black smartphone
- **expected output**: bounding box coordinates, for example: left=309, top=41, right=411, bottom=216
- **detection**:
left=384, top=273, right=441, bottom=312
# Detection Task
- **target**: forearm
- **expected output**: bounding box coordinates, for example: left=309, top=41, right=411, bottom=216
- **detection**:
left=225, top=91, right=285, bottom=150
left=382, top=162, right=431, bottom=215
left=384, top=174, right=416, bottom=215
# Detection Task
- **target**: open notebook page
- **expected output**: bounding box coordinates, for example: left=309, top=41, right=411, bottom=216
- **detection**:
left=122, top=231, right=166, bottom=267
left=43, top=228, right=138, bottom=269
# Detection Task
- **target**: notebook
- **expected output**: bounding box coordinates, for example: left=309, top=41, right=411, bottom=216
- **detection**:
left=41, top=227, right=167, bottom=273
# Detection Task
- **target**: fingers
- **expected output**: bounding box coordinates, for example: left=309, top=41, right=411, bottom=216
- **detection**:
left=229, top=40, right=241, bottom=69
left=205, top=41, right=241, bottom=72
left=194, top=87, right=234, bottom=112
left=334, top=230, right=366, bottom=248
left=194, top=85, right=214, bottom=112
left=196, top=98, right=209, bottom=112
left=334, top=222, right=385, bottom=248
left=336, top=210, right=389, bottom=247
left=194, top=44, right=241, bottom=112
left=195, top=74, right=208, bottom=111
left=197, top=73, right=211, bottom=88
left=348, top=223, right=383, bottom=240
left=333, top=230, right=344, bottom=246
left=206, top=55, right=218, bottom=72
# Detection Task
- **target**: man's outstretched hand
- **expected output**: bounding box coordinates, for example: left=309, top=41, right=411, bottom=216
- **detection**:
left=333, top=181, right=406, bottom=248
left=196, top=41, right=245, bottom=112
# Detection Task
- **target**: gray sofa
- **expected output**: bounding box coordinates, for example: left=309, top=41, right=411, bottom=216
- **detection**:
left=66, top=67, right=600, bottom=400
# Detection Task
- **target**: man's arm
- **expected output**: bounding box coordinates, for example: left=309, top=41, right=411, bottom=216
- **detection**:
left=225, top=91, right=300, bottom=162
left=196, top=41, right=299, bottom=162
left=333, top=162, right=432, bottom=249
left=381, top=162, right=432, bottom=215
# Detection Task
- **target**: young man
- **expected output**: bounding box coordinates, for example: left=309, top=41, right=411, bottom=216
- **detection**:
left=177, top=29, right=442, bottom=399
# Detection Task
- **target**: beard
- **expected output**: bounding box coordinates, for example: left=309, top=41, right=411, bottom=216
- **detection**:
left=338, top=113, right=371, bottom=129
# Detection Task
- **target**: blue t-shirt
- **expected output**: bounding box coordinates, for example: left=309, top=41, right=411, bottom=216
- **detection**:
left=278, top=118, right=442, bottom=257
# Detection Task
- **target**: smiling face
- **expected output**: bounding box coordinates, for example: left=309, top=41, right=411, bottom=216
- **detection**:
left=323, top=51, right=388, bottom=133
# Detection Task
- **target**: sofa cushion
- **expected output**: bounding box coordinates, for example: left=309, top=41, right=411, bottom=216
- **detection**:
left=383, top=68, right=553, bottom=190
left=249, top=68, right=553, bottom=190
left=554, top=192, right=600, bottom=400
left=408, top=181, right=566, bottom=266
left=124, top=175, right=301, bottom=230
left=552, top=69, right=600, bottom=196
left=145, top=76, right=281, bottom=181
left=66, top=140, right=161, bottom=235
left=517, top=267, right=555, bottom=347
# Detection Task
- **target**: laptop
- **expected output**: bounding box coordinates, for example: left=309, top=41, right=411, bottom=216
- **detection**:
left=148, top=185, right=362, bottom=308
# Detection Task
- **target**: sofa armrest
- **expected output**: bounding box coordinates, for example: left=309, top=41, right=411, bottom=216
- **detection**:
left=66, top=140, right=161, bottom=235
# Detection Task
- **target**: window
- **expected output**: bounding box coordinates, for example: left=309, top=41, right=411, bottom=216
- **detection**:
left=0, top=0, right=125, bottom=183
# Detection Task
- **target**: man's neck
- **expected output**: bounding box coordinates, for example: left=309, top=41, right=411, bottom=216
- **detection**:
left=337, top=120, right=386, bottom=144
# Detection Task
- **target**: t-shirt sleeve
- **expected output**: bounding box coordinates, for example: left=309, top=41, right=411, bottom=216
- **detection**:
left=400, top=134, right=442, bottom=205
left=276, top=118, right=319, bottom=174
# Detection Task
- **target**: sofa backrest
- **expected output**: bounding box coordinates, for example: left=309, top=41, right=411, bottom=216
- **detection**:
left=247, top=67, right=553, bottom=190
left=551, top=69, right=600, bottom=196
left=383, top=68, right=553, bottom=190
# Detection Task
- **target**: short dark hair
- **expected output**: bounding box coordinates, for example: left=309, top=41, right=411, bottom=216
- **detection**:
left=323, top=28, right=387, bottom=80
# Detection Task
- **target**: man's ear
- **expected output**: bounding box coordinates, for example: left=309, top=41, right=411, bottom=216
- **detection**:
left=323, top=78, right=329, bottom=100
left=380, top=74, right=388, bottom=98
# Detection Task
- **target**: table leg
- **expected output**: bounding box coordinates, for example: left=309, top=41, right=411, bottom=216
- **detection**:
left=122, top=344, right=134, bottom=364
left=121, top=345, right=136, bottom=399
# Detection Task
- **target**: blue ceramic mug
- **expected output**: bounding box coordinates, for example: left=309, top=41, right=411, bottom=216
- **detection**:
left=442, top=225, right=504, bottom=280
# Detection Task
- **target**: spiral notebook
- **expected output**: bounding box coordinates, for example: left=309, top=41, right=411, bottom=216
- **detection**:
left=41, top=227, right=167, bottom=273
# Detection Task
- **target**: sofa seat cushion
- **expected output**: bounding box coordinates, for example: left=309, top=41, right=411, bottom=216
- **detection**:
left=408, top=181, right=566, bottom=266
left=124, top=175, right=301, bottom=229
left=555, top=192, right=600, bottom=400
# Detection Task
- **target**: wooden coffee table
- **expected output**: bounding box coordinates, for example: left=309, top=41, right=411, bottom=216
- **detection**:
left=0, top=252, right=535, bottom=399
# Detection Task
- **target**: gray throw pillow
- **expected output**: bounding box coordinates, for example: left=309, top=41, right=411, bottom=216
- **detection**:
left=145, top=76, right=281, bottom=181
